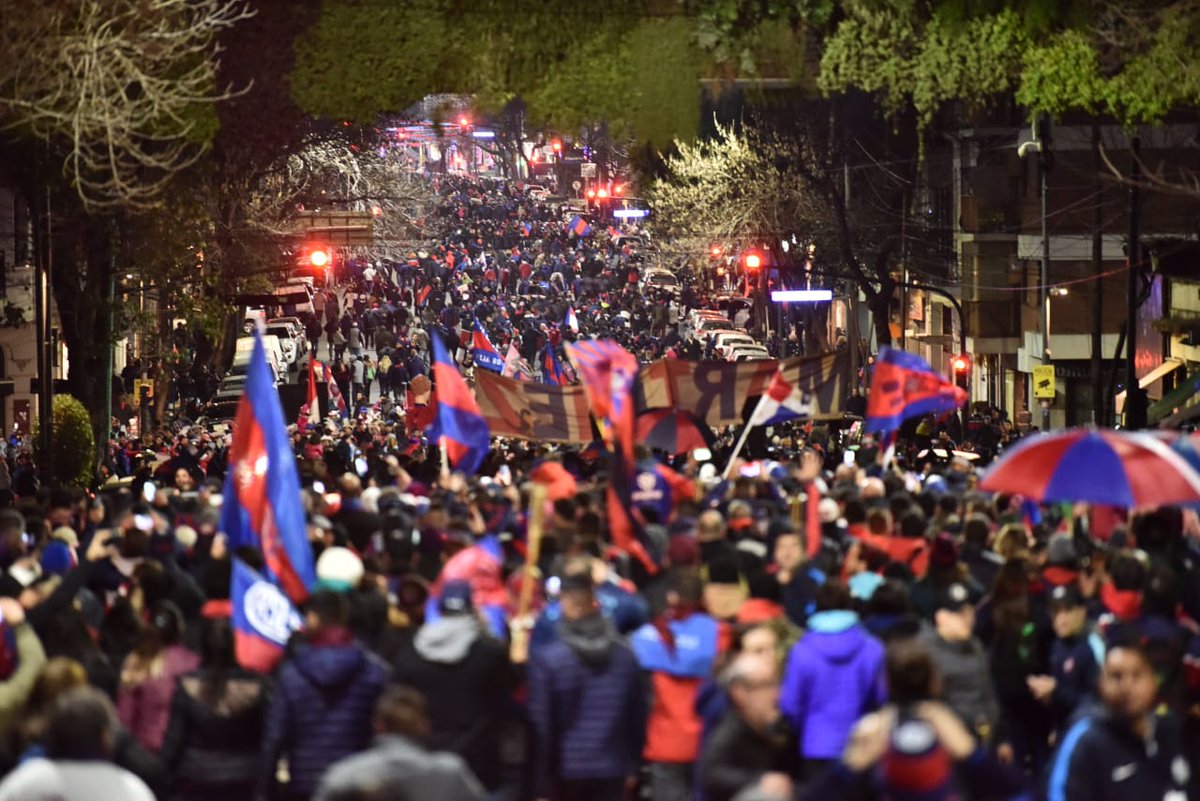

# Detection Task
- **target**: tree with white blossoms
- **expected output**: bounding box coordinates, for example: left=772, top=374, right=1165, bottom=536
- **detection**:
left=0, top=0, right=252, bottom=209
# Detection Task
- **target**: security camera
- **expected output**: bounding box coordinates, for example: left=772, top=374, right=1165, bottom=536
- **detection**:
left=1017, top=139, right=1043, bottom=159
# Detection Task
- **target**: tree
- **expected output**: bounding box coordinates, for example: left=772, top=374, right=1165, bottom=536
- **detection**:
left=0, top=0, right=253, bottom=209
left=33, top=394, right=96, bottom=487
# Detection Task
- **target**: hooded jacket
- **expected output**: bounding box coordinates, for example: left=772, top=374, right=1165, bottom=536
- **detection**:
left=527, top=612, right=647, bottom=796
left=918, top=625, right=1001, bottom=741
left=779, top=610, right=886, bottom=760
left=1046, top=706, right=1191, bottom=801
left=260, top=632, right=391, bottom=799
left=391, top=615, right=513, bottom=790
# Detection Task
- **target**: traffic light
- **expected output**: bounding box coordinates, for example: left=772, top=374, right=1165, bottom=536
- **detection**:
left=596, top=187, right=608, bottom=200
left=309, top=249, right=330, bottom=269
left=710, top=246, right=723, bottom=258
left=551, top=140, right=562, bottom=153
left=744, top=252, right=762, bottom=271
left=952, top=355, right=971, bottom=389
left=614, top=184, right=625, bottom=195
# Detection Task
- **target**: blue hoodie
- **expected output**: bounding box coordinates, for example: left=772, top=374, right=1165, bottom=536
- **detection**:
left=779, top=610, right=886, bottom=760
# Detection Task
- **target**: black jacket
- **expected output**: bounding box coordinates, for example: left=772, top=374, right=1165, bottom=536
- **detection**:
left=390, top=617, right=515, bottom=790
left=701, top=713, right=797, bottom=801
left=1046, top=706, right=1191, bottom=801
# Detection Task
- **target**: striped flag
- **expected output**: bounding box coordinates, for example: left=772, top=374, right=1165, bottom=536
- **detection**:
left=219, top=332, right=316, bottom=605
left=231, top=558, right=301, bottom=673
left=429, top=334, right=490, bottom=474
left=318, top=361, right=349, bottom=419
left=565, top=305, right=579, bottom=335
left=542, top=345, right=568, bottom=386
left=471, top=318, right=504, bottom=373
left=297, top=359, right=319, bottom=433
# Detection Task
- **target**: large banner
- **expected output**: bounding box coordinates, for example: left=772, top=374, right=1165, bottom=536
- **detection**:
left=638, top=353, right=847, bottom=428
left=474, top=370, right=595, bottom=444
left=475, top=353, right=848, bottom=443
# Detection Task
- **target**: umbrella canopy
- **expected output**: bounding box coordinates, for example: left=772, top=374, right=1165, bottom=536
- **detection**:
left=636, top=409, right=715, bottom=456
left=980, top=427, right=1200, bottom=507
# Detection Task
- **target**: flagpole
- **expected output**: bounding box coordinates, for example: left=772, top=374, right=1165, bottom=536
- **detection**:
left=722, top=422, right=756, bottom=480
left=511, top=483, right=548, bottom=665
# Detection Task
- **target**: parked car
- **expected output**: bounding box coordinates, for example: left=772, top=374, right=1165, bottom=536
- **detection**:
left=268, top=317, right=309, bottom=355
left=265, top=323, right=301, bottom=368
left=728, top=345, right=771, bottom=362
left=711, top=330, right=757, bottom=359
left=640, top=268, right=680, bottom=296
left=680, top=310, right=730, bottom=338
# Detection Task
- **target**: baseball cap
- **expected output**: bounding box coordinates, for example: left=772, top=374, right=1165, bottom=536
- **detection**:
left=1048, top=584, right=1084, bottom=610
left=934, top=582, right=973, bottom=613
left=438, top=579, right=474, bottom=615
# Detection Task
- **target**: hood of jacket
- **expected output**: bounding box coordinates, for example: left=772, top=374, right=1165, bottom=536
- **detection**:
left=414, top=614, right=481, bottom=664
left=803, top=610, right=872, bottom=664
left=557, top=611, right=619, bottom=668
left=293, top=639, right=367, bottom=690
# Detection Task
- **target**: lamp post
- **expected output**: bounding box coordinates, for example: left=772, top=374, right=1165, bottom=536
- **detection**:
left=1018, top=116, right=1052, bottom=431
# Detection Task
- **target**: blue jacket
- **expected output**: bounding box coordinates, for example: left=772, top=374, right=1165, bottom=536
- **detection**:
left=261, top=634, right=391, bottom=798
left=1047, top=631, right=1103, bottom=733
left=527, top=614, right=646, bottom=796
left=529, top=582, right=649, bottom=655
left=779, top=611, right=886, bottom=760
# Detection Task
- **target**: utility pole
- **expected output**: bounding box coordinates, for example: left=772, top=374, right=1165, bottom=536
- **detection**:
left=102, top=220, right=117, bottom=465
left=1039, top=115, right=1052, bottom=433
left=1124, top=136, right=1147, bottom=429
left=32, top=160, right=53, bottom=478
left=1091, top=123, right=1105, bottom=425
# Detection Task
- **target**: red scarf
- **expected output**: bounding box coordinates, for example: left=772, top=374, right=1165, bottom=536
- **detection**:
left=1101, top=582, right=1143, bottom=621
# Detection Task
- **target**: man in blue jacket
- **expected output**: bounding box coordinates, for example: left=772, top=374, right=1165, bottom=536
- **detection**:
left=1046, top=637, right=1192, bottom=801
left=528, top=572, right=647, bottom=801
left=260, top=590, right=392, bottom=801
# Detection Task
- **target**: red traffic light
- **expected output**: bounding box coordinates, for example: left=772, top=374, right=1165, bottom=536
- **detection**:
left=614, top=184, right=625, bottom=195
left=309, top=249, right=330, bottom=268
left=586, top=189, right=596, bottom=199
left=952, top=356, right=970, bottom=373
left=459, top=116, right=469, bottom=127
left=744, top=253, right=762, bottom=270
left=596, top=188, right=608, bottom=199
left=551, top=140, right=562, bottom=152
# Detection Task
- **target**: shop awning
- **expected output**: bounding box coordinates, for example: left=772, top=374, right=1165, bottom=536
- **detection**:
left=1115, top=358, right=1184, bottom=415
left=1151, top=368, right=1200, bottom=424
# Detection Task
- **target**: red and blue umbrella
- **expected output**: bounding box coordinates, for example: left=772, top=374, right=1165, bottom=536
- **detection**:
left=980, top=427, right=1200, bottom=507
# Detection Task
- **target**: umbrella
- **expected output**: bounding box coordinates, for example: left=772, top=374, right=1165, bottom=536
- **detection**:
left=980, top=427, right=1200, bottom=507
left=636, top=409, right=715, bottom=456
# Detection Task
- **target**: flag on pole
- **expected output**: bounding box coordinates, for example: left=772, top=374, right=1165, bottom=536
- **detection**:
left=232, top=558, right=301, bottom=673
left=542, top=345, right=568, bottom=386
left=567, top=215, right=592, bottom=237
left=429, top=334, right=490, bottom=474
left=297, top=359, right=319, bottom=433
left=416, top=284, right=433, bottom=307
left=318, top=361, right=349, bottom=419
left=471, top=318, right=505, bottom=373
left=748, top=369, right=813, bottom=427
left=567, top=340, right=655, bottom=572
left=865, top=346, right=969, bottom=434
left=503, top=342, right=532, bottom=381
left=564, top=305, right=580, bottom=335
left=219, top=332, right=316, bottom=605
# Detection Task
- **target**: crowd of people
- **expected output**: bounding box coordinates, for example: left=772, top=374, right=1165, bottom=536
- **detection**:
left=0, top=176, right=1194, bottom=801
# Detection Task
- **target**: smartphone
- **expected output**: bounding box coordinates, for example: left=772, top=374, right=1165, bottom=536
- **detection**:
left=142, top=482, right=157, bottom=503
left=354, top=456, right=369, bottom=477
left=843, top=449, right=856, bottom=466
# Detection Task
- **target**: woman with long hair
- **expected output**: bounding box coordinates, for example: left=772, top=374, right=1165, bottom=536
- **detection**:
left=159, top=617, right=270, bottom=801
left=116, top=601, right=199, bottom=753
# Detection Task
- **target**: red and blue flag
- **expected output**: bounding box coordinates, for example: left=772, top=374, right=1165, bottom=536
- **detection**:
left=567, top=215, right=592, bottom=237
left=564, top=305, right=579, bottom=335
left=865, top=346, right=968, bottom=434
left=542, top=344, right=568, bottom=386
left=429, top=333, right=490, bottom=474
left=318, top=360, right=348, bottom=419
left=231, top=558, right=301, bottom=673
left=520, top=221, right=533, bottom=237
left=219, top=332, right=316, bottom=604
left=471, top=318, right=504, bottom=373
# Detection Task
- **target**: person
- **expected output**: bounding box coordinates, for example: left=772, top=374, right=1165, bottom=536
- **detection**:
left=159, top=617, right=271, bottom=801
left=390, top=579, right=514, bottom=794
left=779, top=580, right=886, bottom=778
left=630, top=568, right=721, bottom=801
left=0, top=596, right=47, bottom=744
left=1026, top=584, right=1103, bottom=741
left=527, top=572, right=646, bottom=801
left=260, top=590, right=392, bottom=801
left=800, top=639, right=1026, bottom=801
left=918, top=583, right=1010, bottom=762
left=1045, top=638, right=1192, bottom=801
left=312, top=686, right=485, bottom=801
left=701, top=653, right=797, bottom=801
left=116, top=600, right=200, bottom=753
left=0, top=686, right=154, bottom=801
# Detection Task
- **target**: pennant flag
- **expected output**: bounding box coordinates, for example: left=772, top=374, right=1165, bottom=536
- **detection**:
left=471, top=318, right=505, bottom=373
left=542, top=345, right=568, bottom=386
left=429, top=333, right=490, bottom=474
left=297, top=359, right=319, bottom=433
left=564, top=305, right=580, bottom=335
left=219, top=332, right=316, bottom=604
left=865, top=346, right=969, bottom=434
left=319, top=361, right=349, bottom=420
left=748, top=368, right=813, bottom=427
left=567, top=215, right=592, bottom=237
left=232, top=558, right=301, bottom=673
left=502, top=342, right=533, bottom=381
left=567, top=340, right=655, bottom=572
